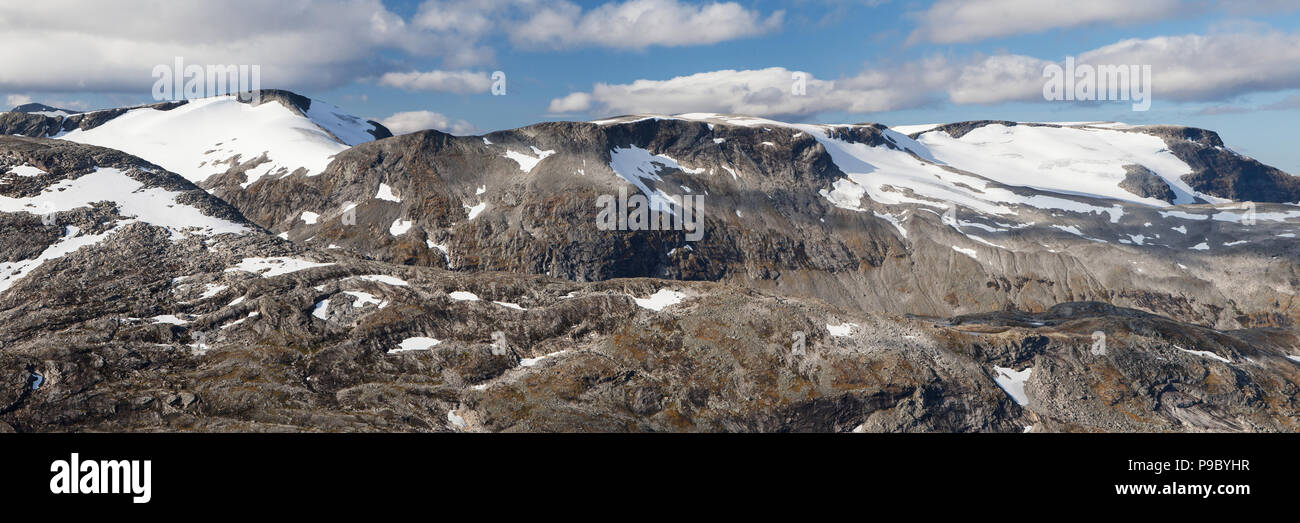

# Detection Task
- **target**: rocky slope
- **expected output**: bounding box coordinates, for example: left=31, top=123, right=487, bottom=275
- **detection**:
left=2, top=96, right=1299, bottom=433
left=201, top=113, right=1300, bottom=332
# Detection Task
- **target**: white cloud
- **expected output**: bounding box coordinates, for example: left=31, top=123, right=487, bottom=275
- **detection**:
left=907, top=0, right=1300, bottom=45
left=5, top=95, right=33, bottom=107
left=1077, top=31, right=1300, bottom=102
left=509, top=0, right=783, bottom=49
left=944, top=31, right=1300, bottom=105
left=0, top=0, right=434, bottom=93
left=549, top=64, right=951, bottom=118
left=412, top=0, right=781, bottom=54
left=546, top=92, right=593, bottom=113
left=551, top=29, right=1300, bottom=118
left=377, top=70, right=494, bottom=94
left=908, top=0, right=1182, bottom=44
left=0, top=0, right=782, bottom=95
left=378, top=110, right=478, bottom=135
left=947, top=54, right=1053, bottom=104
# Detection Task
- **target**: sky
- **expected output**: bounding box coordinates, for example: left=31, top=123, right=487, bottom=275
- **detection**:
left=3, top=0, right=1300, bottom=173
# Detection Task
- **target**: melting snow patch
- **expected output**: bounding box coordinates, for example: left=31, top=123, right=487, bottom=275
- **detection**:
left=351, top=274, right=410, bottom=287
left=608, top=146, right=701, bottom=212
left=6, top=165, right=46, bottom=177
left=199, top=284, right=228, bottom=299
left=389, top=218, right=413, bottom=236
left=299, top=211, right=319, bottom=224
left=464, top=202, right=486, bottom=220
left=227, top=257, right=334, bottom=277
left=447, top=409, right=467, bottom=428
left=343, top=291, right=386, bottom=308
left=1177, top=346, right=1231, bottom=364
left=826, top=323, right=858, bottom=337
left=521, top=349, right=568, bottom=367
left=449, top=291, right=479, bottom=301
left=391, top=336, right=441, bottom=353
left=992, top=366, right=1032, bottom=406
left=1287, top=355, right=1300, bottom=363
left=1190, top=242, right=1209, bottom=251
left=493, top=301, right=526, bottom=310
left=311, top=299, right=330, bottom=320
left=503, top=147, right=555, bottom=173
left=375, top=183, right=400, bottom=202
left=952, top=246, right=978, bottom=259
left=221, top=311, right=259, bottom=329
left=1160, top=210, right=1208, bottom=221
left=151, top=314, right=190, bottom=325
left=634, top=289, right=686, bottom=311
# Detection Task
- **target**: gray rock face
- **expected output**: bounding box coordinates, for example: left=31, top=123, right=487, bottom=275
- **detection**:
left=1119, top=164, right=1177, bottom=203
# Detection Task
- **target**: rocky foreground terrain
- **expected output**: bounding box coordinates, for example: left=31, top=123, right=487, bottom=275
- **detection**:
left=2, top=91, right=1299, bottom=432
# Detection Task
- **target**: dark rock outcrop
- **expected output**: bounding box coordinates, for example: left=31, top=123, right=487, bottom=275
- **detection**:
left=1119, top=164, right=1177, bottom=202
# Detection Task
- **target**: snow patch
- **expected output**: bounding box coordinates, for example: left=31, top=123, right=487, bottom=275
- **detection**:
left=389, top=218, right=413, bottom=236
left=227, top=257, right=333, bottom=277
left=992, top=366, right=1032, bottom=406
left=375, top=183, right=400, bottom=202
left=826, top=322, right=858, bottom=337
left=391, top=336, right=441, bottom=353
left=634, top=289, right=686, bottom=311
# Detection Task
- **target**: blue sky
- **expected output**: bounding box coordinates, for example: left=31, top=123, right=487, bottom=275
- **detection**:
left=4, top=0, right=1300, bottom=172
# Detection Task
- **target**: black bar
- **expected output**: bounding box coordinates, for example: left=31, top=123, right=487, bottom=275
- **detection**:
left=1, top=433, right=1291, bottom=514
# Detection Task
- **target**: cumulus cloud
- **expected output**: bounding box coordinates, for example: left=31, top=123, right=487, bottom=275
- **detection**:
left=377, top=70, right=494, bottom=94
left=549, top=65, right=951, bottom=119
left=1076, top=31, right=1300, bottom=102
left=547, top=92, right=593, bottom=113
left=414, top=0, right=782, bottom=52
left=549, top=29, right=1300, bottom=118
left=0, top=0, right=437, bottom=93
left=0, top=0, right=782, bottom=94
left=378, top=110, right=478, bottom=135
left=907, top=0, right=1300, bottom=45
left=943, top=30, right=1300, bottom=105
left=509, top=0, right=783, bottom=49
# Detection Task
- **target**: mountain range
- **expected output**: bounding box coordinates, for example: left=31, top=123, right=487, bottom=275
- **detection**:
left=2, top=90, right=1298, bottom=432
